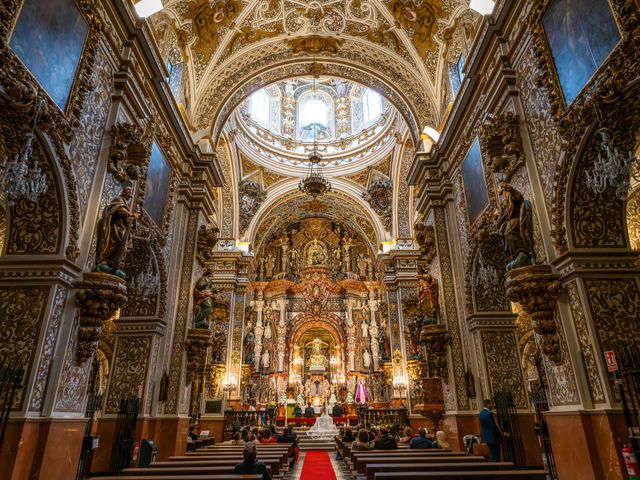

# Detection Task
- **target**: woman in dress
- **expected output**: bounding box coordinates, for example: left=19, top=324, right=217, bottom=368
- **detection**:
left=306, top=404, right=339, bottom=439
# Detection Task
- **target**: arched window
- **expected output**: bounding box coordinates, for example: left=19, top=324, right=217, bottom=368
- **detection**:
left=298, top=93, right=332, bottom=141
left=249, top=89, right=271, bottom=126
left=362, top=89, right=382, bottom=124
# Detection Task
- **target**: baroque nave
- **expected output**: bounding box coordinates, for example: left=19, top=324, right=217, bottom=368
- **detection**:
left=0, top=0, right=639, bottom=479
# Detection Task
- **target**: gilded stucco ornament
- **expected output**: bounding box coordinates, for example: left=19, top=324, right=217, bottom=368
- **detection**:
left=74, top=272, right=128, bottom=364
left=239, top=180, right=266, bottom=233
left=185, top=328, right=213, bottom=385
left=286, top=35, right=344, bottom=54
left=414, top=222, right=436, bottom=264
left=505, top=265, right=561, bottom=365
left=362, top=179, right=392, bottom=231
left=108, top=122, right=155, bottom=183
left=479, top=112, right=524, bottom=180
left=196, top=223, right=220, bottom=263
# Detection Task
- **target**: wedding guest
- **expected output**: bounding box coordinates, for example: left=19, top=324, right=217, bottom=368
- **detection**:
left=399, top=426, right=413, bottom=444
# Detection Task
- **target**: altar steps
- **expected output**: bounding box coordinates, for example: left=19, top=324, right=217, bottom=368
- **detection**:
left=297, top=436, right=336, bottom=451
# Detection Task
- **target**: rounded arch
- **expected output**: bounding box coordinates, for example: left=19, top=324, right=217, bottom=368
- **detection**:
left=244, top=178, right=387, bottom=252
left=195, top=54, right=433, bottom=147
left=288, top=312, right=347, bottom=351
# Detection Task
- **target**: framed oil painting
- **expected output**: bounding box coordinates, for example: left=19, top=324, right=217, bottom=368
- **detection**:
left=542, top=0, right=620, bottom=105
left=9, top=0, right=89, bottom=111
left=143, top=142, right=172, bottom=227
left=461, top=138, right=489, bottom=225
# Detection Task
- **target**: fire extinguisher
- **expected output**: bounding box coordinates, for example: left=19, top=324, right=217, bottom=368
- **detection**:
left=131, top=442, right=140, bottom=467
left=623, top=443, right=640, bottom=480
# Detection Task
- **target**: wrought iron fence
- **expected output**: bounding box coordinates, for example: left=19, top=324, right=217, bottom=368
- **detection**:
left=0, top=359, right=24, bottom=450
left=529, top=387, right=557, bottom=479
left=75, top=393, right=103, bottom=479
left=494, top=391, right=526, bottom=468
left=614, top=343, right=640, bottom=450
left=108, top=397, right=140, bottom=473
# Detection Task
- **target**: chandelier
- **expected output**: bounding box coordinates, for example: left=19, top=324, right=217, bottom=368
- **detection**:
left=0, top=96, right=48, bottom=206
left=475, top=252, right=500, bottom=287
left=298, top=63, right=331, bottom=197
left=585, top=127, right=638, bottom=201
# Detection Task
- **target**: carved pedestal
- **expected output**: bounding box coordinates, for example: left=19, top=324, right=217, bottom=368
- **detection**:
left=74, top=272, right=128, bottom=364
left=419, top=324, right=451, bottom=378
left=185, top=328, right=213, bottom=384
left=505, top=265, right=561, bottom=364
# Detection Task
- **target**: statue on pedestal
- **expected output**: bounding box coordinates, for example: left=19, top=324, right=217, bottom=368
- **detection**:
left=496, top=181, right=535, bottom=270
left=95, top=184, right=139, bottom=278
left=193, top=268, right=218, bottom=329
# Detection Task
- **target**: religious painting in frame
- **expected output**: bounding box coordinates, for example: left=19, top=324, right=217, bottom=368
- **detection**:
left=9, top=0, right=89, bottom=111
left=542, top=0, right=620, bottom=105
left=461, top=138, right=489, bottom=225
left=143, top=142, right=172, bottom=227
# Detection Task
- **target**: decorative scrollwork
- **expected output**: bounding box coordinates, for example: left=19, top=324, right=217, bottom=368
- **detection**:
left=363, top=179, right=392, bottom=231
left=419, top=324, right=451, bottom=379
left=108, top=122, right=155, bottom=183
left=239, top=180, right=266, bottom=233
left=505, top=265, right=561, bottom=364
left=197, top=223, right=219, bottom=264
left=185, top=328, right=213, bottom=384
left=479, top=112, right=524, bottom=180
left=74, top=272, right=128, bottom=364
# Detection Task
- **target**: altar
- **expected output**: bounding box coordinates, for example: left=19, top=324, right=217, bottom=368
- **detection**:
left=275, top=416, right=354, bottom=427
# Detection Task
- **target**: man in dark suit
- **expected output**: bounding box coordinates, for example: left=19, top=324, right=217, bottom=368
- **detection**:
left=479, top=399, right=501, bottom=462
left=373, top=427, right=397, bottom=449
left=293, top=404, right=302, bottom=418
left=409, top=428, right=433, bottom=449
left=332, top=402, right=343, bottom=417
left=234, top=443, right=271, bottom=480
left=304, top=403, right=315, bottom=418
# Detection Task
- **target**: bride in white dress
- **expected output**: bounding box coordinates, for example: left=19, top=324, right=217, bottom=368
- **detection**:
left=306, top=404, right=339, bottom=439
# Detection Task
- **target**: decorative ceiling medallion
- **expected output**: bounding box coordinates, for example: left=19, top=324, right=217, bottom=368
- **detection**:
left=286, top=35, right=344, bottom=54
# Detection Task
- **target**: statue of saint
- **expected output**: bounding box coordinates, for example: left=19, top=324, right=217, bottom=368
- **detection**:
left=361, top=319, right=369, bottom=338
left=362, top=349, right=372, bottom=370
left=193, top=268, right=217, bottom=329
left=265, top=254, right=276, bottom=278
left=264, top=319, right=272, bottom=339
left=357, top=254, right=367, bottom=277
left=307, top=239, right=327, bottom=266
left=95, top=185, right=139, bottom=278
left=418, top=272, right=438, bottom=323
left=496, top=181, right=534, bottom=270
left=262, top=349, right=270, bottom=370
left=308, top=338, right=328, bottom=369
left=342, top=236, right=353, bottom=271
left=244, top=321, right=255, bottom=363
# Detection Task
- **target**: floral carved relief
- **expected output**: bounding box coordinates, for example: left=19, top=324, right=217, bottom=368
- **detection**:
left=105, top=336, right=152, bottom=414
left=481, top=330, right=527, bottom=408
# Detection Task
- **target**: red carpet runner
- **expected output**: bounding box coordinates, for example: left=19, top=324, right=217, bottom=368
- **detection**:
left=299, top=450, right=337, bottom=480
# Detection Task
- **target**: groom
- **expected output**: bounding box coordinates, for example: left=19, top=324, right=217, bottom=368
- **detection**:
left=304, top=402, right=315, bottom=418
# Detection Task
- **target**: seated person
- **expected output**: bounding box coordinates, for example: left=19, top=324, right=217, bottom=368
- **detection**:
left=293, top=404, right=303, bottom=418
left=277, top=426, right=299, bottom=467
left=433, top=430, right=450, bottom=449
left=231, top=431, right=243, bottom=445
left=389, top=425, right=400, bottom=441
left=365, top=423, right=376, bottom=442
left=351, top=429, right=374, bottom=451
left=304, top=403, right=315, bottom=418
left=409, top=428, right=433, bottom=449
left=261, top=429, right=276, bottom=444
left=234, top=442, right=271, bottom=480
left=188, top=425, right=198, bottom=442
left=342, top=427, right=355, bottom=443
left=332, top=402, right=343, bottom=417
left=399, top=426, right=413, bottom=444
left=374, top=427, right=398, bottom=449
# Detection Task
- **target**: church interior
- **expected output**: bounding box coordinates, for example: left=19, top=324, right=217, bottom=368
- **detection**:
left=0, top=0, right=639, bottom=479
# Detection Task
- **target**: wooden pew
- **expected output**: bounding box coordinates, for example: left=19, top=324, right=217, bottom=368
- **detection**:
left=162, top=457, right=282, bottom=475
left=372, top=471, right=548, bottom=480
left=364, top=462, right=514, bottom=480
left=355, top=455, right=484, bottom=474
left=121, top=465, right=271, bottom=477
left=350, top=449, right=460, bottom=464
left=89, top=476, right=262, bottom=480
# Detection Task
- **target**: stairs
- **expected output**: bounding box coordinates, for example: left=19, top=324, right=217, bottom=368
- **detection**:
left=297, top=435, right=336, bottom=451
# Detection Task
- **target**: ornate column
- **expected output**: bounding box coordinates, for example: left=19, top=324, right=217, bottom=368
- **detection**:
left=252, top=298, right=265, bottom=369
left=345, top=298, right=357, bottom=372
left=275, top=298, right=288, bottom=372
left=365, top=283, right=380, bottom=371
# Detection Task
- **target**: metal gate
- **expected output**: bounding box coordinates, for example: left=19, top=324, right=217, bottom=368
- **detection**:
left=616, top=344, right=640, bottom=451
left=108, top=397, right=140, bottom=473
left=529, top=387, right=558, bottom=479
left=75, top=393, right=102, bottom=479
left=0, top=359, right=24, bottom=450
left=494, top=391, right=527, bottom=468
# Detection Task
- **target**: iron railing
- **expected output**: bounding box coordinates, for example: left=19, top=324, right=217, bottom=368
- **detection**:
left=529, top=387, right=557, bottom=479
left=108, top=397, right=140, bottom=473
left=75, top=393, right=103, bottom=479
left=494, top=391, right=526, bottom=468
left=614, top=343, right=640, bottom=451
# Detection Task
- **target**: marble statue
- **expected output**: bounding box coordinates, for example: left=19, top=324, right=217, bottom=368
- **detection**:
left=265, top=254, right=275, bottom=278
left=363, top=349, right=372, bottom=369
left=496, top=181, right=535, bottom=270
left=244, top=321, right=255, bottom=363
left=307, top=239, right=327, bottom=266
left=264, top=320, right=272, bottom=339
left=95, top=185, right=139, bottom=278
left=262, top=349, right=270, bottom=370
left=193, top=268, right=216, bottom=329
left=361, top=319, right=369, bottom=338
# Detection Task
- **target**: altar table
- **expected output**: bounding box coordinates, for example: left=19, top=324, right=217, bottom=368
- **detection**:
left=275, top=416, right=354, bottom=426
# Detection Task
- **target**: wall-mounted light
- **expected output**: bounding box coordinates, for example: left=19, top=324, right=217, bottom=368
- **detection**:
left=469, top=0, right=495, bottom=15
left=134, top=0, right=163, bottom=18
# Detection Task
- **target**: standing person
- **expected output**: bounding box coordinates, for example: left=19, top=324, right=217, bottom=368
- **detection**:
left=233, top=442, right=271, bottom=480
left=479, top=399, right=501, bottom=462
left=304, top=402, right=315, bottom=418
left=332, top=401, right=343, bottom=417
